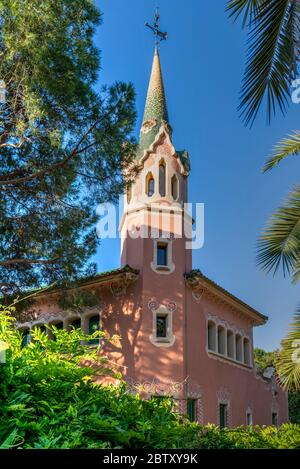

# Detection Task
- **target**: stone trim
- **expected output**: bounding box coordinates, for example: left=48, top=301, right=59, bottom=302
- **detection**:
left=217, top=388, right=232, bottom=427
left=149, top=304, right=175, bottom=347
left=150, top=237, right=175, bottom=274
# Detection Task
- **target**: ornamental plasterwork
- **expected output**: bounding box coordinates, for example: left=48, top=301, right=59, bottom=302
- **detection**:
left=110, top=271, right=139, bottom=298
left=16, top=304, right=107, bottom=331
left=206, top=312, right=246, bottom=337
left=217, top=388, right=232, bottom=427
left=126, top=377, right=186, bottom=399
left=148, top=298, right=177, bottom=313
left=148, top=299, right=159, bottom=311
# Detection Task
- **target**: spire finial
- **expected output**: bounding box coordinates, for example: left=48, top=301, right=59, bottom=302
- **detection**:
left=145, top=8, right=167, bottom=48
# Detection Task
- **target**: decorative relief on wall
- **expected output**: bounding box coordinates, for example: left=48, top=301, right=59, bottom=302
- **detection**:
left=186, top=378, right=204, bottom=425
left=126, top=377, right=186, bottom=399
left=206, top=312, right=246, bottom=337
left=147, top=298, right=177, bottom=313
left=167, top=301, right=177, bottom=313
left=148, top=299, right=159, bottom=311
left=192, top=289, right=205, bottom=303
left=110, top=271, right=139, bottom=298
left=217, top=388, right=232, bottom=427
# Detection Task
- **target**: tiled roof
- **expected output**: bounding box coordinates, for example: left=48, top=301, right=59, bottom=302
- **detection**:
left=34, top=265, right=139, bottom=297
left=185, top=269, right=268, bottom=324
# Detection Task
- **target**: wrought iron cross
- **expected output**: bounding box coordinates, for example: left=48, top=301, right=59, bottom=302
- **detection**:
left=145, top=9, right=167, bottom=47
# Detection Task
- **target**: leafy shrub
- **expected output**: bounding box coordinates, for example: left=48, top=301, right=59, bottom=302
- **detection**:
left=1, top=305, right=300, bottom=449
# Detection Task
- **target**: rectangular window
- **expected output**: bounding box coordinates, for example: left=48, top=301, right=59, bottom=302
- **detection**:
left=187, top=399, right=197, bottom=422
left=156, top=315, right=167, bottom=338
left=219, top=404, right=228, bottom=429
left=246, top=412, right=253, bottom=426
left=157, top=243, right=167, bottom=266
left=272, top=412, right=278, bottom=427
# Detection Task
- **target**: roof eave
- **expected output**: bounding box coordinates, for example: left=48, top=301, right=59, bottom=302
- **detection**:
left=185, top=271, right=267, bottom=326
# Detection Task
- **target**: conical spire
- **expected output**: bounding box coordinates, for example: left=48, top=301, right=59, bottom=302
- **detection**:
left=142, top=46, right=169, bottom=124
left=139, top=46, right=170, bottom=155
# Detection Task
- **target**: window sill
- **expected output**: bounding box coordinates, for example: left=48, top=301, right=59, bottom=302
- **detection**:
left=151, top=261, right=175, bottom=275
left=149, top=334, right=175, bottom=347
left=156, top=265, right=171, bottom=271
left=207, top=349, right=252, bottom=369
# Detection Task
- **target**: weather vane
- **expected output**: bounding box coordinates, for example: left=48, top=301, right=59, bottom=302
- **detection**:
left=145, top=8, right=167, bottom=47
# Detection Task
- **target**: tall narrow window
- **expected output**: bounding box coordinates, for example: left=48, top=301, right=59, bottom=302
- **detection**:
left=21, top=329, right=31, bottom=347
left=246, top=411, right=253, bottom=426
left=157, top=243, right=168, bottom=266
left=159, top=160, right=166, bottom=197
left=50, top=321, right=63, bottom=341
left=217, top=326, right=226, bottom=355
left=33, top=324, right=46, bottom=334
left=156, top=315, right=167, bottom=338
left=227, top=330, right=234, bottom=359
left=207, top=321, right=216, bottom=351
left=243, top=338, right=250, bottom=365
left=171, top=175, right=178, bottom=200
left=235, top=334, right=243, bottom=362
left=70, top=318, right=81, bottom=330
left=272, top=412, right=278, bottom=427
left=219, top=404, right=228, bottom=429
left=88, top=315, right=100, bottom=345
left=187, top=399, right=197, bottom=422
left=54, top=321, right=63, bottom=330
left=146, top=172, right=155, bottom=197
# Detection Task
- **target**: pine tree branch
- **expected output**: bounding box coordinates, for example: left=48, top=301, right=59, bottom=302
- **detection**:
left=0, top=257, right=60, bottom=266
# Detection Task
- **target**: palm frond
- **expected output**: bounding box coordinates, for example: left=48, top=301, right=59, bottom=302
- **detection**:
left=263, top=131, right=300, bottom=172
left=257, top=185, right=300, bottom=276
left=226, top=0, right=265, bottom=26
left=275, top=309, right=300, bottom=391
left=228, top=0, right=300, bottom=126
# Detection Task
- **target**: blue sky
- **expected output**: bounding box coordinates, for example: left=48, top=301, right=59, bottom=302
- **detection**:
left=93, top=0, right=300, bottom=351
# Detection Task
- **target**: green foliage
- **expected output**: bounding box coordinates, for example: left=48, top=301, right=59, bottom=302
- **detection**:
left=254, top=347, right=278, bottom=373
left=195, top=424, right=300, bottom=449
left=227, top=0, right=300, bottom=393
left=263, top=131, right=300, bottom=172
left=254, top=347, right=300, bottom=422
left=257, top=186, right=300, bottom=281
left=0, top=0, right=137, bottom=295
left=1, top=306, right=300, bottom=449
left=227, top=0, right=299, bottom=125
left=289, top=392, right=300, bottom=424
left=275, top=310, right=300, bottom=390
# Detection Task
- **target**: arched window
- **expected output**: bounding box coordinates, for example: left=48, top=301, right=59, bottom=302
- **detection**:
left=146, top=172, right=155, bottom=197
left=207, top=321, right=216, bottom=351
left=217, top=325, right=226, bottom=355
left=49, top=321, right=63, bottom=340
left=171, top=175, right=178, bottom=200
left=243, top=338, right=250, bottom=365
left=33, top=324, right=47, bottom=334
left=70, top=318, right=81, bottom=330
left=235, top=334, right=243, bottom=362
left=88, top=314, right=100, bottom=345
left=159, top=160, right=166, bottom=197
left=227, top=330, right=234, bottom=359
left=53, top=321, right=63, bottom=330
left=21, top=328, right=31, bottom=347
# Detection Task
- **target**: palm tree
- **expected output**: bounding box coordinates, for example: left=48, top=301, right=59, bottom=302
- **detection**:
left=227, top=0, right=300, bottom=390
